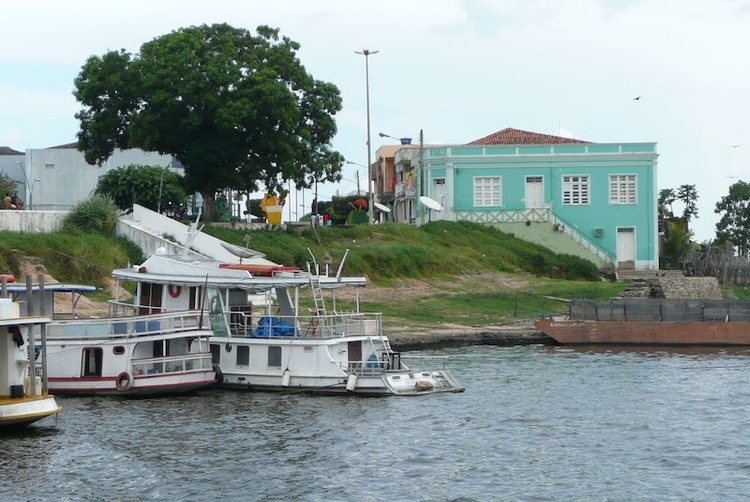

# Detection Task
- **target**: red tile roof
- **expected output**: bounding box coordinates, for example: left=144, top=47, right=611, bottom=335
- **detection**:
left=468, top=127, right=590, bottom=145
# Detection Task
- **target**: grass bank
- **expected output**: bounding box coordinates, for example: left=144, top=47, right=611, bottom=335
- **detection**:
left=0, top=222, right=627, bottom=326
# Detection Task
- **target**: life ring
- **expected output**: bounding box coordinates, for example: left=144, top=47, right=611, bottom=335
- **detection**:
left=213, top=364, right=224, bottom=384
left=115, top=371, right=134, bottom=391
left=168, top=285, right=182, bottom=298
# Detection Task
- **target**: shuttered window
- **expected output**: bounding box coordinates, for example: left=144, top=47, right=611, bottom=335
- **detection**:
left=609, top=174, right=637, bottom=204
left=562, top=175, right=589, bottom=205
left=474, top=177, right=501, bottom=207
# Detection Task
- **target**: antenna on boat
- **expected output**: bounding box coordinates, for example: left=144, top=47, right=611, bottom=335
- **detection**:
left=335, top=249, right=350, bottom=281
left=183, top=208, right=204, bottom=256
left=307, top=248, right=319, bottom=277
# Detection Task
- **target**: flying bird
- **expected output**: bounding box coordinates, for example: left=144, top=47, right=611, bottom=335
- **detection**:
left=730, top=144, right=742, bottom=148
left=633, top=96, right=642, bottom=101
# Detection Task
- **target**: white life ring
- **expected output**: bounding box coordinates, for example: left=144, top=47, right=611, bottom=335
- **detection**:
left=116, top=371, right=134, bottom=391
left=168, top=285, right=182, bottom=298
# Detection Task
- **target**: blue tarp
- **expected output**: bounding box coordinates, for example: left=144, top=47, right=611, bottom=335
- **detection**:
left=250, top=316, right=296, bottom=338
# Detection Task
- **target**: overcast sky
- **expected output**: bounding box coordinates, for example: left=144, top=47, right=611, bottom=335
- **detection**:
left=2, top=0, right=749, bottom=241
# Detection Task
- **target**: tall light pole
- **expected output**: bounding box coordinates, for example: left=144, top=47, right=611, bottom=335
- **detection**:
left=355, top=49, right=378, bottom=223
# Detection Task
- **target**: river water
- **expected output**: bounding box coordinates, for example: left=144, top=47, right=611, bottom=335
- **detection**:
left=3, top=344, right=750, bottom=502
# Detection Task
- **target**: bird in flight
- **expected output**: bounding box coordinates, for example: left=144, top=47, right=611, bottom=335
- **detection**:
left=730, top=144, right=742, bottom=148
left=633, top=96, right=642, bottom=100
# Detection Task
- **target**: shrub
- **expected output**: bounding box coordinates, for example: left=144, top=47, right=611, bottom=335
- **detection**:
left=62, top=195, right=120, bottom=236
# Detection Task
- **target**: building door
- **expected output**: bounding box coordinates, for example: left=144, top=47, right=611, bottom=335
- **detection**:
left=525, top=176, right=544, bottom=209
left=432, top=178, right=447, bottom=221
left=616, top=227, right=636, bottom=269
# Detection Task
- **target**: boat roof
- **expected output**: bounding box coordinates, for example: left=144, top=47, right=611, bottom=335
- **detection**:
left=0, top=316, right=52, bottom=327
left=5, top=284, right=97, bottom=294
left=112, top=254, right=367, bottom=291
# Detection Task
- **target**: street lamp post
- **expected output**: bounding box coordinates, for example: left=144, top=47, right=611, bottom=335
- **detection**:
left=29, top=178, right=40, bottom=210
left=355, top=49, right=379, bottom=224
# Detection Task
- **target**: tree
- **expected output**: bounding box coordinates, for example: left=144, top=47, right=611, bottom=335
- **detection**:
left=715, top=180, right=750, bottom=256
left=661, top=219, right=694, bottom=269
left=676, top=184, right=699, bottom=225
left=95, top=164, right=187, bottom=214
left=0, top=172, right=20, bottom=202
left=74, top=24, right=344, bottom=221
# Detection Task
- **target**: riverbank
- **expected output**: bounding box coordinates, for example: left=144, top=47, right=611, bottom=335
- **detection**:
left=386, top=319, right=554, bottom=352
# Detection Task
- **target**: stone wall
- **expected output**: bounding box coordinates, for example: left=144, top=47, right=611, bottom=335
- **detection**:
left=617, top=276, right=724, bottom=300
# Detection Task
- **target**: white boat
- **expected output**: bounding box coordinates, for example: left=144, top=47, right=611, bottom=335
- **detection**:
left=0, top=296, right=62, bottom=428
left=8, top=282, right=217, bottom=397
left=109, top=247, right=465, bottom=396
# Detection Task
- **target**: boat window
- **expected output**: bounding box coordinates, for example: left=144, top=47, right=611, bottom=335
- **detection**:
left=138, top=282, right=163, bottom=315
left=207, top=287, right=229, bottom=337
left=82, top=347, right=103, bottom=377
left=268, top=346, right=281, bottom=367
left=112, top=346, right=125, bottom=355
left=153, top=340, right=164, bottom=358
left=210, top=344, right=221, bottom=365
left=236, top=345, right=250, bottom=366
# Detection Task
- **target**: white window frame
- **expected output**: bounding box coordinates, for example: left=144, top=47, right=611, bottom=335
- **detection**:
left=474, top=176, right=501, bottom=207
left=562, top=175, right=589, bottom=205
left=609, top=174, right=637, bottom=205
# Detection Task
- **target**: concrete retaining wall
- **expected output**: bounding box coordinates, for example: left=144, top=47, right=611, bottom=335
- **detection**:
left=0, top=210, right=67, bottom=233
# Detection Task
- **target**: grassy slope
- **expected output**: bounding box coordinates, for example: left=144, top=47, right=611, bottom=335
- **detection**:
left=0, top=222, right=628, bottom=327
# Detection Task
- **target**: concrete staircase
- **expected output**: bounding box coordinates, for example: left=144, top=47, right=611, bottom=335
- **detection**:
left=615, top=269, right=684, bottom=281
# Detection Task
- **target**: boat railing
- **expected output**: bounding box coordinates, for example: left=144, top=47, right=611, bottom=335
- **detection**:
left=228, top=311, right=383, bottom=340
left=399, top=354, right=453, bottom=371
left=108, top=300, right=175, bottom=317
left=45, top=310, right=210, bottom=339
left=342, top=351, right=408, bottom=376
left=130, top=352, right=214, bottom=377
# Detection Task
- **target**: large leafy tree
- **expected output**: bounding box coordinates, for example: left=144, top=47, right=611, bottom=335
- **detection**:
left=73, top=24, right=344, bottom=221
left=95, top=164, right=187, bottom=214
left=715, top=180, right=750, bottom=256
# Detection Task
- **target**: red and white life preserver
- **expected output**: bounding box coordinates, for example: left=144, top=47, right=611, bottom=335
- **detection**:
left=168, top=285, right=182, bottom=298
left=115, top=371, right=133, bottom=391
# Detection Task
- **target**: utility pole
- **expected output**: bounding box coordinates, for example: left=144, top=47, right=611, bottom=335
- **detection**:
left=355, top=49, right=379, bottom=224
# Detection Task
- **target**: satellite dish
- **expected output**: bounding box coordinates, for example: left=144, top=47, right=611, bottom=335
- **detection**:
left=419, top=196, right=443, bottom=212
left=373, top=202, right=391, bottom=213
left=221, top=242, right=267, bottom=259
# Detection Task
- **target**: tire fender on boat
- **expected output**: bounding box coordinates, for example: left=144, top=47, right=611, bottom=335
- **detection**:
left=116, top=371, right=134, bottom=391
left=213, top=364, right=224, bottom=384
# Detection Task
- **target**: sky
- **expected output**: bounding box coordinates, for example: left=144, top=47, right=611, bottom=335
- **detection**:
left=2, top=0, right=749, bottom=241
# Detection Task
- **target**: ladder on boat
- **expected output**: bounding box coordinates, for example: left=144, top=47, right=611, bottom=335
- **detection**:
left=306, top=252, right=327, bottom=336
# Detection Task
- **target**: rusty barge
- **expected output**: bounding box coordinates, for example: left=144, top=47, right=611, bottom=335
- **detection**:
left=535, top=299, right=750, bottom=346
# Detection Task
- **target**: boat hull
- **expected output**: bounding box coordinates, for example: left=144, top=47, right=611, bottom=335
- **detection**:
left=218, top=370, right=464, bottom=396
left=48, top=371, right=217, bottom=397
left=535, top=318, right=750, bottom=345
left=0, top=395, right=62, bottom=428
left=211, top=336, right=465, bottom=396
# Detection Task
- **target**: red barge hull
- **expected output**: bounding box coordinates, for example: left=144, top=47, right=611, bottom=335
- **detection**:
left=535, top=318, right=750, bottom=346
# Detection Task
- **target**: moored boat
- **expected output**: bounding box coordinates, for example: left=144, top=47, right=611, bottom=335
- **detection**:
left=535, top=298, right=750, bottom=346
left=7, top=281, right=217, bottom=397
left=110, top=245, right=465, bottom=396
left=0, top=296, right=62, bottom=428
